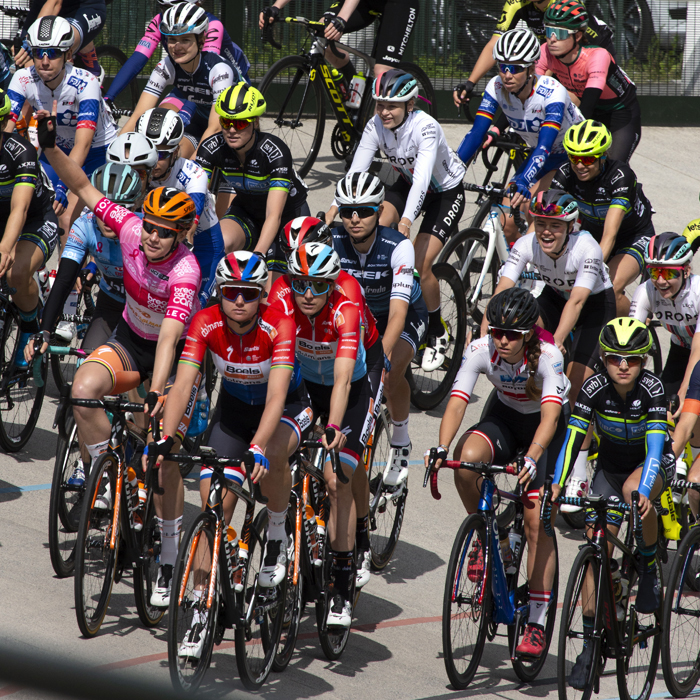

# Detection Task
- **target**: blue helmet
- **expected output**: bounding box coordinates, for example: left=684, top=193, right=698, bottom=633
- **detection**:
left=371, top=69, right=419, bottom=102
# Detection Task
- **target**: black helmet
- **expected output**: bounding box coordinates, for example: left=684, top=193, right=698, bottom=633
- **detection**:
left=486, top=288, right=539, bottom=331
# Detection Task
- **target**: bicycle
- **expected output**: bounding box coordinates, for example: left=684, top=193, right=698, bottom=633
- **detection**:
left=259, top=14, right=436, bottom=178
left=165, top=448, right=284, bottom=692
left=425, top=453, right=559, bottom=689
left=545, top=482, right=663, bottom=700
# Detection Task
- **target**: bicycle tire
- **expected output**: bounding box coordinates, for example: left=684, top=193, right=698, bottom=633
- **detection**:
left=442, top=513, right=491, bottom=689
left=649, top=324, right=663, bottom=376
left=74, top=452, right=120, bottom=637
left=167, top=510, right=218, bottom=693
left=48, top=409, right=83, bottom=577
left=509, top=532, right=559, bottom=681
left=407, top=263, right=468, bottom=411
left=437, top=227, right=499, bottom=328
left=0, top=304, right=47, bottom=452
left=258, top=55, right=325, bottom=179
left=367, top=406, right=406, bottom=570
left=97, top=44, right=138, bottom=115
left=235, top=508, right=284, bottom=690
left=561, top=457, right=597, bottom=530
left=133, top=496, right=167, bottom=628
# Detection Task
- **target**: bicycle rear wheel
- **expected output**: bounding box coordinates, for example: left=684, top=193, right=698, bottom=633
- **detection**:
left=48, top=409, right=84, bottom=577
left=74, top=452, right=120, bottom=637
left=408, top=263, right=468, bottom=411
left=258, top=55, right=325, bottom=179
left=134, top=497, right=166, bottom=628
left=442, top=514, right=491, bottom=690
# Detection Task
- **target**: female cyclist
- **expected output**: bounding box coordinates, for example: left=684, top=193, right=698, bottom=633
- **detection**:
left=195, top=82, right=309, bottom=268
left=427, top=287, right=569, bottom=658
left=552, top=119, right=655, bottom=315
left=326, top=70, right=464, bottom=372
left=536, top=0, right=641, bottom=162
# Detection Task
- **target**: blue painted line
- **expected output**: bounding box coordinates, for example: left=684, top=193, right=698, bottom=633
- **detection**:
left=0, top=483, right=51, bottom=494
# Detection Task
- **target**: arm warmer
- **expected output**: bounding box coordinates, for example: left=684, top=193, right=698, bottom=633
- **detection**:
left=578, top=87, right=603, bottom=120
left=456, top=113, right=493, bottom=165
left=104, top=51, right=149, bottom=101
left=514, top=124, right=558, bottom=188
left=40, top=257, right=83, bottom=333
left=639, top=430, right=665, bottom=499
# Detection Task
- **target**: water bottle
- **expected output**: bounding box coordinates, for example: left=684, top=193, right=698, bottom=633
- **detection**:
left=235, top=538, right=248, bottom=592
left=35, top=267, right=50, bottom=306
left=63, top=288, right=79, bottom=319
left=27, top=114, right=39, bottom=152
left=126, top=467, right=143, bottom=531
left=48, top=269, right=57, bottom=291
left=187, top=385, right=209, bottom=437
left=508, top=530, right=522, bottom=564
left=225, top=525, right=239, bottom=560
left=346, top=74, right=366, bottom=109
left=330, top=67, right=351, bottom=103
left=305, top=504, right=320, bottom=565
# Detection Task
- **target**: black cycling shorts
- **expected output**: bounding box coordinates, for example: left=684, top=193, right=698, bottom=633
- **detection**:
left=365, top=339, right=385, bottom=419
left=384, top=180, right=465, bottom=245
left=593, top=98, right=642, bottom=164
left=537, top=286, right=616, bottom=369
left=326, top=0, right=419, bottom=66
left=375, top=293, right=428, bottom=355
left=81, top=290, right=124, bottom=354
left=204, top=386, right=313, bottom=485
left=465, top=397, right=569, bottom=500
left=20, top=214, right=59, bottom=266
left=64, top=0, right=106, bottom=49
left=610, top=220, right=655, bottom=272
left=660, top=342, right=691, bottom=397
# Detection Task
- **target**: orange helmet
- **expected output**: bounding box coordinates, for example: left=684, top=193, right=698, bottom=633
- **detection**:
left=143, top=186, right=196, bottom=228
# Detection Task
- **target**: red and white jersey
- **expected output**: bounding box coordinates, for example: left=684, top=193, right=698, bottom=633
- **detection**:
left=450, top=332, right=570, bottom=414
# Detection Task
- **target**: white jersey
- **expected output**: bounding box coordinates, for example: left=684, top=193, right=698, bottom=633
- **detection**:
left=630, top=275, right=700, bottom=348
left=347, top=110, right=465, bottom=223
left=501, top=230, right=612, bottom=299
left=451, top=334, right=570, bottom=414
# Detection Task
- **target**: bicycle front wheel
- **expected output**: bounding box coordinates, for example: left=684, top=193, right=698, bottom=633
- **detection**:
left=408, top=263, right=468, bottom=411
left=258, top=55, right=325, bottom=179
left=442, top=514, right=491, bottom=690
left=74, top=452, right=120, bottom=638
left=134, top=497, right=167, bottom=628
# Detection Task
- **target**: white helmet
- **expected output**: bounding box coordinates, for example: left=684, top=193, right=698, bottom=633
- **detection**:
left=160, top=4, right=209, bottom=36
left=215, top=251, right=268, bottom=288
left=106, top=133, right=158, bottom=169
left=27, top=16, right=73, bottom=52
left=288, top=243, right=341, bottom=281
left=335, top=172, right=385, bottom=207
left=136, top=108, right=184, bottom=152
left=493, top=28, right=541, bottom=65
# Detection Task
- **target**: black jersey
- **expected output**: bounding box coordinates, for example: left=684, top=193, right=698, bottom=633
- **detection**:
left=196, top=131, right=307, bottom=218
left=551, top=158, right=653, bottom=241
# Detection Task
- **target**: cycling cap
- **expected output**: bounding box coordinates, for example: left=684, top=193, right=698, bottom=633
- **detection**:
left=136, top=108, right=184, bottom=151
left=563, top=119, right=612, bottom=157
left=493, top=28, right=540, bottom=65
left=27, top=16, right=73, bottom=51
left=599, top=317, right=652, bottom=355
left=216, top=82, right=266, bottom=119
left=544, top=0, right=589, bottom=30
left=90, top=163, right=142, bottom=207
left=160, top=4, right=208, bottom=36
left=371, top=69, right=419, bottom=102
left=486, top=287, right=539, bottom=331
left=107, top=133, right=158, bottom=169
left=0, top=89, right=11, bottom=118
left=335, top=172, right=385, bottom=206
left=645, top=232, right=693, bottom=266
left=288, top=243, right=341, bottom=281
left=215, top=251, right=268, bottom=288
left=143, top=187, right=196, bottom=228
left=529, top=189, right=579, bottom=221
left=281, top=217, right=332, bottom=258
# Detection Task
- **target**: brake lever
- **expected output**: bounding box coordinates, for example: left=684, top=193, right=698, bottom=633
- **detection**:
left=325, top=427, right=348, bottom=484
left=245, top=451, right=268, bottom=504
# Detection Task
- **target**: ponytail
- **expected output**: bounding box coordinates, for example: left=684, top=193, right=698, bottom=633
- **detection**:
left=524, top=332, right=543, bottom=402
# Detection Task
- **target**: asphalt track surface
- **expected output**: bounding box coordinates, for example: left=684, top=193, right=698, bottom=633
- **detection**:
left=1, top=124, right=700, bottom=700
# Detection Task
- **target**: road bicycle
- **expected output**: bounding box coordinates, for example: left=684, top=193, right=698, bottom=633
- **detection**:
left=425, top=453, right=559, bottom=689
left=259, top=14, right=436, bottom=179
left=544, top=483, right=662, bottom=700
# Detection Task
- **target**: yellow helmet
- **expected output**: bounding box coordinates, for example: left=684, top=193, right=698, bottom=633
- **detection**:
left=563, top=119, right=612, bottom=157
left=215, top=82, right=266, bottom=120
left=0, top=89, right=10, bottom=118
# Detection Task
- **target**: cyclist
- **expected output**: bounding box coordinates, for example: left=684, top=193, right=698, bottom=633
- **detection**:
left=270, top=242, right=374, bottom=628
left=426, top=287, right=569, bottom=658
left=550, top=318, right=673, bottom=684
left=552, top=119, right=655, bottom=315
left=326, top=70, right=464, bottom=371
left=536, top=0, right=641, bottom=163
left=104, top=0, right=250, bottom=110
left=6, top=16, right=117, bottom=228
left=0, top=88, right=58, bottom=366
left=136, top=107, right=224, bottom=305
left=38, top=109, right=201, bottom=607
left=456, top=29, right=583, bottom=240
left=120, top=4, right=239, bottom=159
left=195, top=83, right=310, bottom=268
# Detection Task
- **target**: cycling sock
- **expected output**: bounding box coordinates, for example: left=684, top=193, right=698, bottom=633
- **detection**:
left=582, top=615, right=595, bottom=646
left=18, top=305, right=39, bottom=333
left=266, top=507, right=288, bottom=542
left=78, top=46, right=101, bottom=77
left=332, top=549, right=354, bottom=599
left=571, top=450, right=589, bottom=484
left=639, top=543, right=657, bottom=574
left=86, top=439, right=109, bottom=464
left=427, top=308, right=443, bottom=336
left=391, top=417, right=410, bottom=446
left=339, top=60, right=355, bottom=85
left=160, top=516, right=183, bottom=568
left=529, top=589, right=550, bottom=627
left=356, top=515, right=369, bottom=550
left=693, top=446, right=700, bottom=463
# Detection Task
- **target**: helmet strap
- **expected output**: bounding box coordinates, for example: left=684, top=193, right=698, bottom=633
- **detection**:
left=550, top=227, right=571, bottom=258
left=671, top=270, right=689, bottom=300
left=391, top=102, right=412, bottom=131
left=512, top=69, right=535, bottom=100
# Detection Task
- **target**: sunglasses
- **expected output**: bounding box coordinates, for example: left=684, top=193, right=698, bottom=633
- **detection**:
left=142, top=219, right=181, bottom=239
left=648, top=266, right=684, bottom=281
left=568, top=154, right=601, bottom=166
left=489, top=327, right=527, bottom=342
left=220, top=285, right=261, bottom=303
left=530, top=201, right=568, bottom=217
left=338, top=206, right=379, bottom=219
left=219, top=116, right=254, bottom=131
left=157, top=150, right=175, bottom=161
left=497, top=63, right=528, bottom=75
left=544, top=25, right=575, bottom=40
left=290, top=278, right=332, bottom=296
left=604, top=353, right=645, bottom=368
left=32, top=48, right=65, bottom=60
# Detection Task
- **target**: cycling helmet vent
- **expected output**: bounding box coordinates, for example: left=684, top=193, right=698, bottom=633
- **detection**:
left=160, top=4, right=208, bottom=36
left=281, top=217, right=332, bottom=258
left=28, top=16, right=73, bottom=50
left=335, top=172, right=385, bottom=206
left=563, top=119, right=612, bottom=157
left=599, top=317, right=652, bottom=355
left=529, top=189, right=579, bottom=221
left=0, top=89, right=10, bottom=118
left=107, top=133, right=158, bottom=169
left=136, top=108, right=184, bottom=151
left=288, top=243, right=341, bottom=281
left=215, top=82, right=266, bottom=119
left=493, top=28, right=541, bottom=65
left=215, top=251, right=268, bottom=288
left=90, top=163, right=142, bottom=206
left=486, top=288, right=539, bottom=331
left=371, top=69, right=419, bottom=102
left=544, top=0, right=589, bottom=30
left=645, top=232, right=693, bottom=266
left=143, top=187, right=196, bottom=227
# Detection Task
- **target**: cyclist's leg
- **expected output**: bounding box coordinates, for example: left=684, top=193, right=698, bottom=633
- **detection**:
left=220, top=205, right=259, bottom=254
left=371, top=0, right=420, bottom=77
left=596, top=103, right=642, bottom=164
left=607, top=225, right=653, bottom=316
left=64, top=1, right=107, bottom=78
left=80, top=291, right=124, bottom=354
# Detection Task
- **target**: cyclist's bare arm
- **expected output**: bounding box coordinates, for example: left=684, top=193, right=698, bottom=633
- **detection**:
left=382, top=298, right=409, bottom=361
left=453, top=35, right=498, bottom=107
left=0, top=183, right=33, bottom=278
left=554, top=285, right=591, bottom=352
left=38, top=0, right=63, bottom=17
left=150, top=318, right=187, bottom=414
left=250, top=366, right=294, bottom=451
left=672, top=410, right=698, bottom=458
left=677, top=331, right=700, bottom=411
left=324, top=356, right=355, bottom=452
left=599, top=206, right=626, bottom=262
left=160, top=361, right=201, bottom=440
left=216, top=190, right=235, bottom=219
